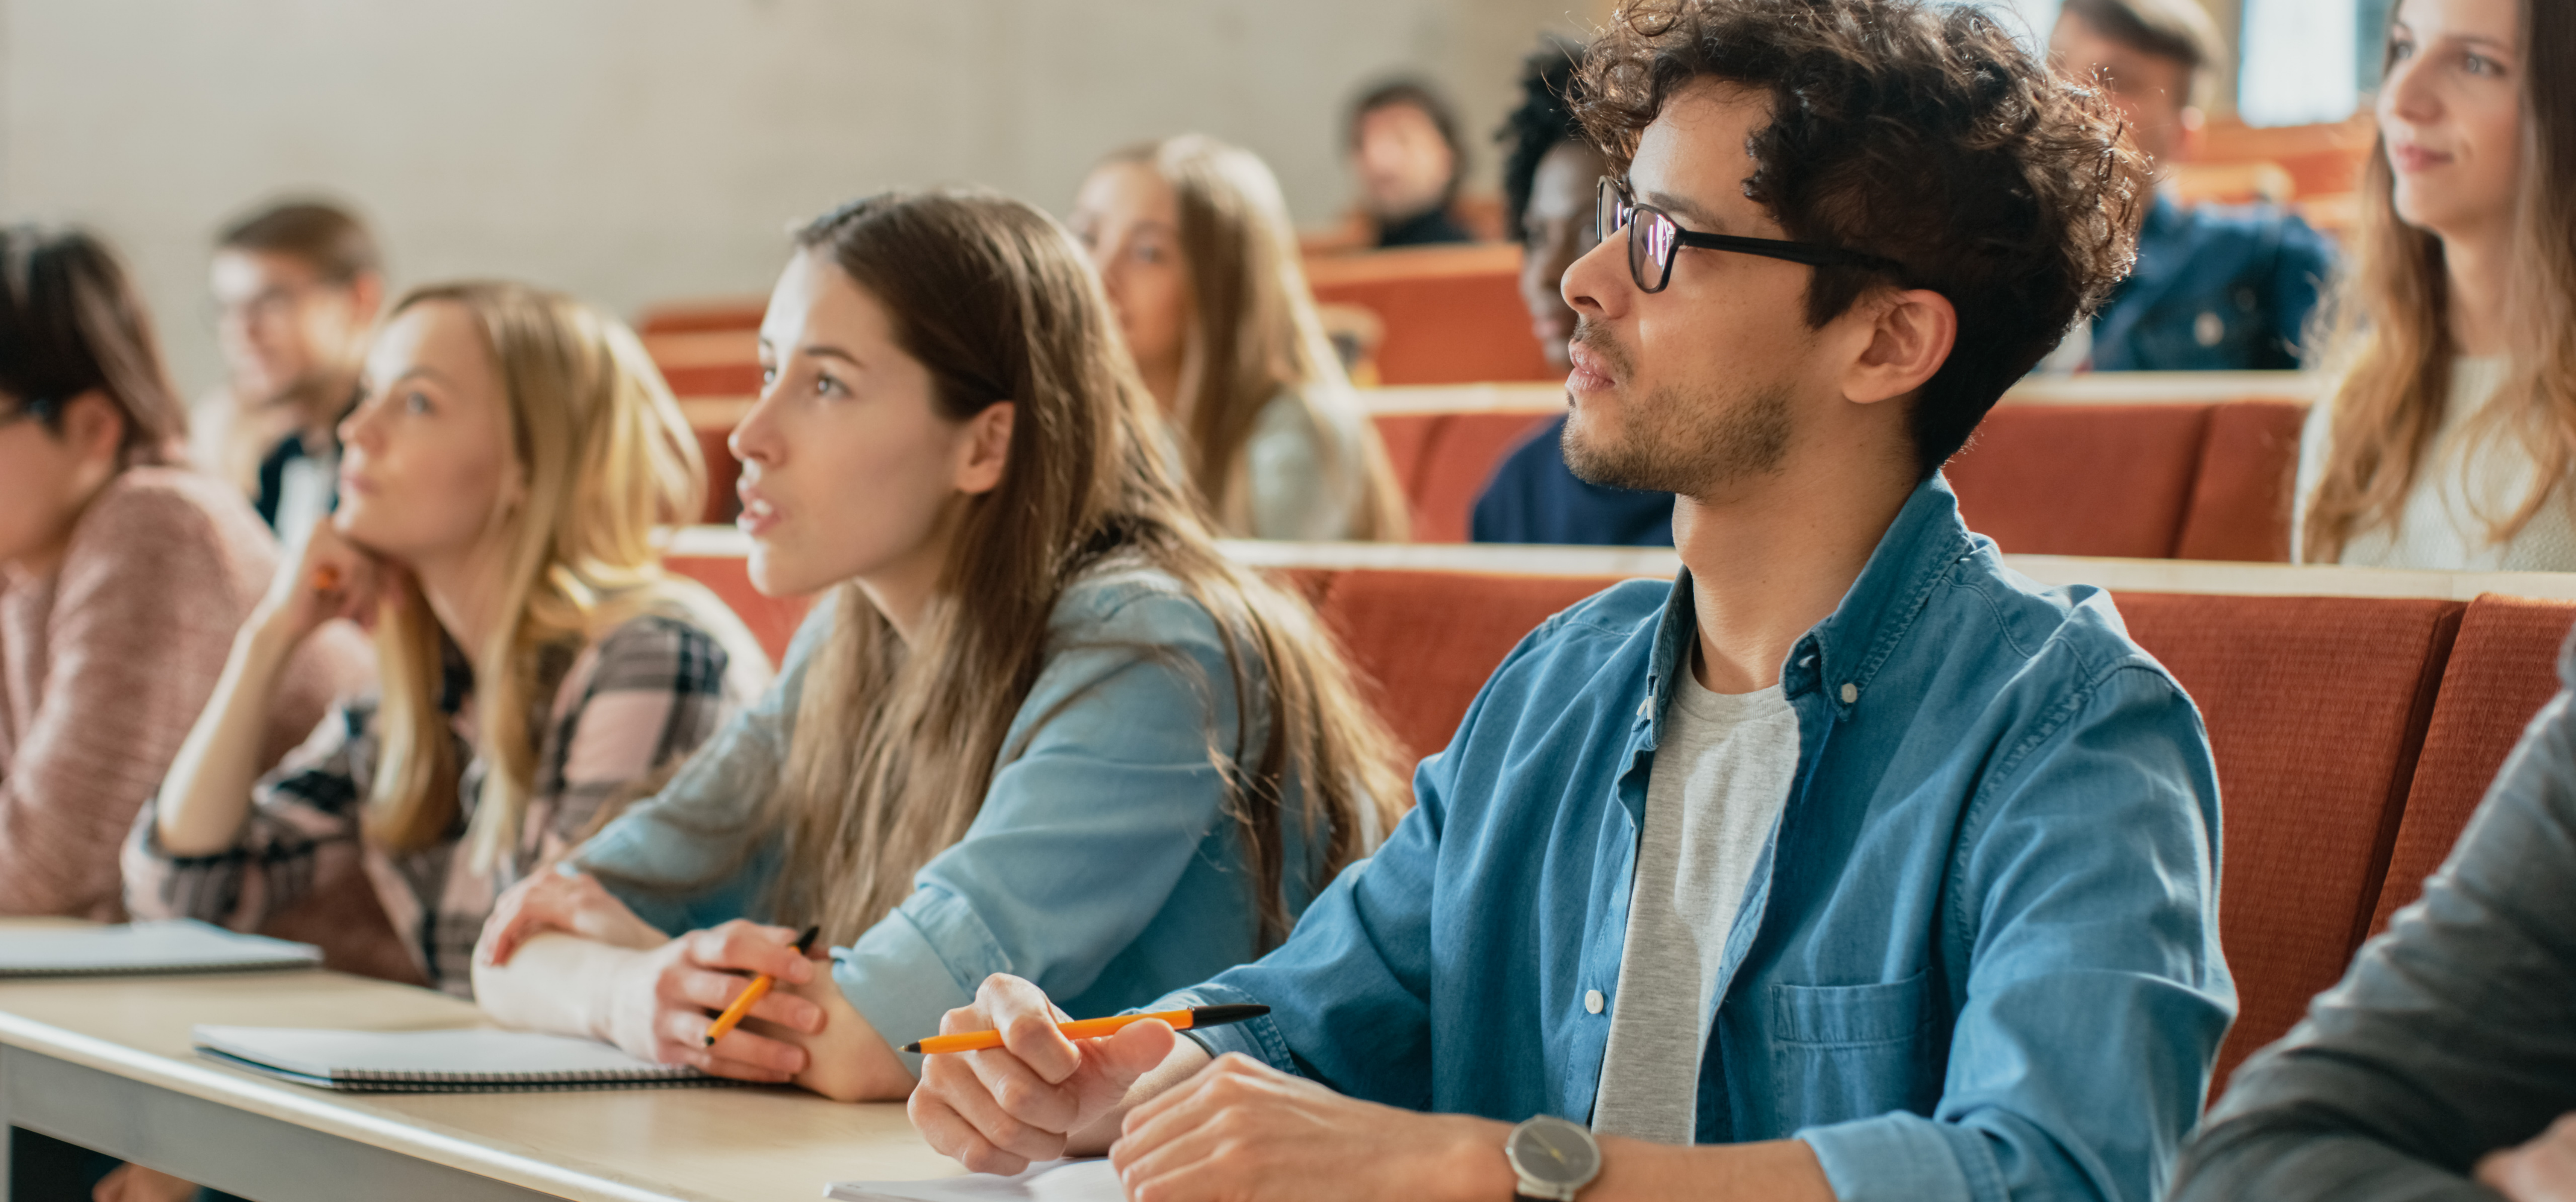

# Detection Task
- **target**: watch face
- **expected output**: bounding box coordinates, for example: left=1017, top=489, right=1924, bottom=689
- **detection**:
left=1509, top=1117, right=1601, bottom=1187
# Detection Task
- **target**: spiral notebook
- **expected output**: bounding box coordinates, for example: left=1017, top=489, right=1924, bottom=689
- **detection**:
left=192, top=1026, right=723, bottom=1093
left=826, top=1159, right=1122, bottom=1202
left=0, top=920, right=321, bottom=978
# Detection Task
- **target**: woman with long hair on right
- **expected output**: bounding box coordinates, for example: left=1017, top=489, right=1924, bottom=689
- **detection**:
left=471, top=190, right=1406, bottom=1102
left=1069, top=135, right=1409, bottom=542
left=2294, top=0, right=2576, bottom=569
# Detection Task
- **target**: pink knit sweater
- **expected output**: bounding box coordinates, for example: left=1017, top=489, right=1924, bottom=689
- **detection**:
left=0, top=467, right=372, bottom=920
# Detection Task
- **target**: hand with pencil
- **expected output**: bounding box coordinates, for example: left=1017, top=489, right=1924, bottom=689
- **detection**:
left=592, top=919, right=834, bottom=1084
left=254, top=515, right=394, bottom=640
left=912, top=973, right=1513, bottom=1202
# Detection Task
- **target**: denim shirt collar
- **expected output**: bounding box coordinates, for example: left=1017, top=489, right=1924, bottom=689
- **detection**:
left=1637, top=472, right=1976, bottom=739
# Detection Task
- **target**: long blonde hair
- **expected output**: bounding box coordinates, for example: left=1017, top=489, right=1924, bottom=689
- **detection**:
left=769, top=191, right=1408, bottom=949
left=2302, top=0, right=2576, bottom=561
left=1101, top=136, right=1410, bottom=541
left=367, top=281, right=755, bottom=868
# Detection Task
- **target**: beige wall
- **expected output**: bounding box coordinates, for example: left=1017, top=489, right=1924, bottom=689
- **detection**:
left=0, top=0, right=1586, bottom=393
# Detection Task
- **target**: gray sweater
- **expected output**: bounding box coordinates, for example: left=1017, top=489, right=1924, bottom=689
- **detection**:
left=2171, top=631, right=2576, bottom=1200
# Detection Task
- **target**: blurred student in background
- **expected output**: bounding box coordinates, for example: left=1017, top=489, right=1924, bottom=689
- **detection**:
left=2047, top=0, right=2336, bottom=372
left=2296, top=0, right=2576, bottom=570
left=0, top=225, right=368, bottom=921
left=469, top=190, right=1406, bottom=1102
left=129, top=281, right=766, bottom=998
left=1350, top=79, right=1478, bottom=248
left=195, top=201, right=385, bottom=537
left=1072, top=135, right=1407, bottom=541
left=1471, top=37, right=1677, bottom=547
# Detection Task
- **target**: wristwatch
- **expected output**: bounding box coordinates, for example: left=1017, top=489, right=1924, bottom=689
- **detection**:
left=1505, top=1114, right=1602, bottom=1201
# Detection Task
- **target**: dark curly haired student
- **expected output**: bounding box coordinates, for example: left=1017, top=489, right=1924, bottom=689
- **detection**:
left=911, top=5, right=2212, bottom=1202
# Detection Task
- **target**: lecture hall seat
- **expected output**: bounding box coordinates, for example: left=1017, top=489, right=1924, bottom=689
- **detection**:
left=2114, top=592, right=2459, bottom=1092
left=1303, top=244, right=1557, bottom=386
left=1370, top=398, right=2309, bottom=561
left=1946, top=404, right=2215, bottom=559
left=2366, top=596, right=2576, bottom=935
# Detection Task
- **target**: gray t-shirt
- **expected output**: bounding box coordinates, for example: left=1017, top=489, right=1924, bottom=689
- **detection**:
left=1591, top=670, right=1800, bottom=1144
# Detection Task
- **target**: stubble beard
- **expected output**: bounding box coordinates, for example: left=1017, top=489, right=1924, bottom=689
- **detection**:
left=1561, top=325, right=1793, bottom=495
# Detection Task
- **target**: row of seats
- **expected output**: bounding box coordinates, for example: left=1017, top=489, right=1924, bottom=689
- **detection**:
left=660, top=535, right=2576, bottom=1099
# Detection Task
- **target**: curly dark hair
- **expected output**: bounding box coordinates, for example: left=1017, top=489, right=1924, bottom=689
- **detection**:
left=1498, top=36, right=1590, bottom=243
left=1576, top=0, right=2150, bottom=477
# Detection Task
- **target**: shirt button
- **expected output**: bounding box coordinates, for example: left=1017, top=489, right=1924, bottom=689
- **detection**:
left=1585, top=990, right=1605, bottom=1014
left=1840, top=683, right=1859, bottom=704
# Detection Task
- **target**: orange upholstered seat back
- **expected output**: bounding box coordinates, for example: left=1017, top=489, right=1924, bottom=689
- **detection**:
left=1313, top=569, right=1631, bottom=762
left=2114, top=592, right=2460, bottom=1092
left=1947, top=404, right=2214, bottom=558
left=1306, top=246, right=1556, bottom=386
left=1370, top=400, right=2306, bottom=561
left=2175, top=400, right=2306, bottom=562
left=666, top=554, right=814, bottom=669
left=2367, top=597, right=2576, bottom=934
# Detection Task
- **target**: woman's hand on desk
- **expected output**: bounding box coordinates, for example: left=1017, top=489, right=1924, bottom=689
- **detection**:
left=755, top=967, right=917, bottom=1102
left=602, top=920, right=826, bottom=1083
left=476, top=871, right=666, bottom=966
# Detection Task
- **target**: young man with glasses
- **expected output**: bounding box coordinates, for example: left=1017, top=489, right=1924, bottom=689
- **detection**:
left=908, top=3, right=2230, bottom=1200
left=194, top=200, right=383, bottom=539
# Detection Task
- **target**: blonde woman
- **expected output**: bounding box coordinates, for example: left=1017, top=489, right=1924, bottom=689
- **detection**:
left=471, top=191, right=1406, bottom=1102
left=1069, top=135, right=1408, bottom=541
left=127, top=282, right=769, bottom=996
left=2295, top=0, right=2576, bottom=568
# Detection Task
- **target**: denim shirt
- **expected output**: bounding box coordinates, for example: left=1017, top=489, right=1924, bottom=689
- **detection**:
left=1162, top=476, right=2234, bottom=1202
left=569, top=563, right=1321, bottom=1075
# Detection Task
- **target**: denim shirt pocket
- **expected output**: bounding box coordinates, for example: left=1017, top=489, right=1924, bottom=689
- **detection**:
left=1768, top=970, right=1941, bottom=1122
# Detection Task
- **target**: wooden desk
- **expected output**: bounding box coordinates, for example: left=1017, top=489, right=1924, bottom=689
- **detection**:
left=0, top=948, right=959, bottom=1201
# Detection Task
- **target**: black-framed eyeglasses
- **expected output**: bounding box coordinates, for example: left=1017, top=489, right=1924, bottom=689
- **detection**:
left=1597, top=177, right=1904, bottom=294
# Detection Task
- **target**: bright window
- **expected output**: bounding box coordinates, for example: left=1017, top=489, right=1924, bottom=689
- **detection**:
left=2240, top=0, right=2361, bottom=126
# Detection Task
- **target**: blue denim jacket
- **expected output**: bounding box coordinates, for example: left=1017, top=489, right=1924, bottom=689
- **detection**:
left=569, top=564, right=1323, bottom=1075
left=1163, top=476, right=2234, bottom=1202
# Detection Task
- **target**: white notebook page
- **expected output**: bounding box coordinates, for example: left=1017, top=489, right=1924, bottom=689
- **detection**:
left=193, top=1026, right=688, bottom=1081
left=0, top=920, right=319, bottom=976
left=826, top=1159, right=1123, bottom=1202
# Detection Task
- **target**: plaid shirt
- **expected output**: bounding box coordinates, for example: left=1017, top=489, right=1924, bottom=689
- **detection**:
left=124, top=613, right=755, bottom=996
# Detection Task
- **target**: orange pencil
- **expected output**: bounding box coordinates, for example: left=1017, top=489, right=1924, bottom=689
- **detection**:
left=701, top=925, right=820, bottom=1047
left=904, top=1004, right=1269, bottom=1055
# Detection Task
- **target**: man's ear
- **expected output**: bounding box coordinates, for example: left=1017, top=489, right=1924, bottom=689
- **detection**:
left=59, top=389, right=128, bottom=468
left=1841, top=289, right=1956, bottom=407
left=954, top=401, right=1015, bottom=496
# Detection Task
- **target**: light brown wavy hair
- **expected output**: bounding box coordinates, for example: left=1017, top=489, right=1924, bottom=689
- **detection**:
left=366, top=281, right=761, bottom=866
left=2299, top=0, right=2575, bottom=562
left=1094, top=136, right=1408, bottom=541
left=767, top=190, right=1407, bottom=949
